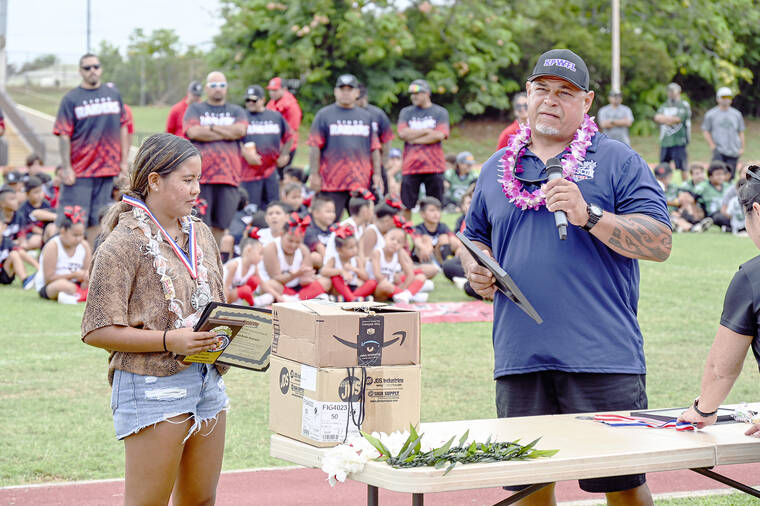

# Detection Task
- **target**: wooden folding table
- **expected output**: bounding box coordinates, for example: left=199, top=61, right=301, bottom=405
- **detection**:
left=270, top=413, right=760, bottom=505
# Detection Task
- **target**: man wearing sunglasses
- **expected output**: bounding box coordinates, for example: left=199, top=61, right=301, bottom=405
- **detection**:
left=397, top=79, right=449, bottom=220
left=53, top=53, right=129, bottom=247
left=496, top=92, right=529, bottom=150
left=240, top=84, right=293, bottom=210
left=184, top=71, right=248, bottom=245
left=463, top=48, right=672, bottom=506
left=598, top=89, right=634, bottom=147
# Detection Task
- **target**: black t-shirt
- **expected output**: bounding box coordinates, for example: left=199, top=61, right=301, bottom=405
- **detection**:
left=53, top=84, right=127, bottom=177
left=0, top=211, right=24, bottom=265
left=364, top=104, right=394, bottom=145
left=720, top=255, right=760, bottom=371
left=413, top=222, right=451, bottom=246
left=304, top=222, right=332, bottom=252
left=241, top=109, right=293, bottom=181
left=19, top=199, right=53, bottom=232
left=307, top=104, right=380, bottom=192
left=454, top=214, right=466, bottom=234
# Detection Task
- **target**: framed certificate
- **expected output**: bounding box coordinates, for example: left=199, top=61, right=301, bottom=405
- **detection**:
left=456, top=232, right=543, bottom=324
left=180, top=302, right=273, bottom=371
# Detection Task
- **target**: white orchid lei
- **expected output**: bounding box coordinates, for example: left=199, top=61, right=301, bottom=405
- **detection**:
left=321, top=427, right=558, bottom=486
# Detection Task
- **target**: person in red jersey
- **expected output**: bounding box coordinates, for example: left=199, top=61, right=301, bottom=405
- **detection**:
left=240, top=84, right=293, bottom=212
left=123, top=103, right=135, bottom=148
left=308, top=74, right=382, bottom=220
left=496, top=92, right=529, bottom=150
left=266, top=77, right=302, bottom=176
left=166, top=81, right=203, bottom=138
left=397, top=79, right=449, bottom=220
left=184, top=71, right=248, bottom=245
left=54, top=53, right=129, bottom=246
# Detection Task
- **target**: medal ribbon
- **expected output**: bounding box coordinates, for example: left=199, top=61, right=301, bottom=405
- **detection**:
left=122, top=195, right=198, bottom=279
left=593, top=414, right=695, bottom=431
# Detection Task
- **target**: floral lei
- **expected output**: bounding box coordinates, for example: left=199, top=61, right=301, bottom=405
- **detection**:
left=132, top=208, right=209, bottom=329
left=498, top=114, right=598, bottom=211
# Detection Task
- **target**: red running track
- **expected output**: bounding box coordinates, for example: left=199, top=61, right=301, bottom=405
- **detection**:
left=1, top=463, right=758, bottom=505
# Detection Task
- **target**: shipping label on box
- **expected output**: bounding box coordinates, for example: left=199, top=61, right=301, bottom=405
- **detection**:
left=270, top=355, right=421, bottom=447
left=271, top=301, right=420, bottom=368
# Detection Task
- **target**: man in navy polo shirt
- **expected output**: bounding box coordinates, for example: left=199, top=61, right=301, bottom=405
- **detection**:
left=464, top=49, right=671, bottom=506
left=308, top=74, right=381, bottom=220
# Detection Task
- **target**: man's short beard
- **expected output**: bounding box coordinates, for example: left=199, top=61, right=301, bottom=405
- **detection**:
left=534, top=123, right=560, bottom=136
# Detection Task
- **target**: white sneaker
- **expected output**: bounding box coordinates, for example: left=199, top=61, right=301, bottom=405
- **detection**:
left=392, top=290, right=412, bottom=304
left=421, top=279, right=434, bottom=292
left=281, top=294, right=300, bottom=302
left=410, top=292, right=428, bottom=303
left=23, top=273, right=37, bottom=290
left=253, top=293, right=274, bottom=306
left=312, top=293, right=331, bottom=301
left=452, top=276, right=467, bottom=290
left=57, top=292, right=79, bottom=305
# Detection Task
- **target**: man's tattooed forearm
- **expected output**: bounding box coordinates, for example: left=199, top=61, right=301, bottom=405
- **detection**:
left=606, top=214, right=672, bottom=261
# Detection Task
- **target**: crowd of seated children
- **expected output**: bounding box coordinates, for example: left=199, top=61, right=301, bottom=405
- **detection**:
left=670, top=163, right=708, bottom=232
left=692, top=161, right=731, bottom=232
left=442, top=187, right=482, bottom=300
left=411, top=196, right=455, bottom=280
left=372, top=226, right=427, bottom=303
left=321, top=224, right=377, bottom=302
left=35, top=206, right=90, bottom=304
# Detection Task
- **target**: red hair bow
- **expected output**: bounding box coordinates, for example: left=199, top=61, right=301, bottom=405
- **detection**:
left=245, top=225, right=260, bottom=240
left=385, top=196, right=402, bottom=209
left=287, top=212, right=311, bottom=236
left=63, top=205, right=85, bottom=224
left=194, top=198, right=208, bottom=216
left=333, top=224, right=355, bottom=239
left=302, top=195, right=312, bottom=208
left=354, top=188, right=376, bottom=202
left=393, top=215, right=414, bottom=234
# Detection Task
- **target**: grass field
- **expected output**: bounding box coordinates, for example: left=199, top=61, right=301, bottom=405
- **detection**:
left=2, top=229, right=759, bottom=506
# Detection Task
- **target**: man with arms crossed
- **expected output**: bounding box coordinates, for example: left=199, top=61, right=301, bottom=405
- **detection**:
left=397, top=79, right=449, bottom=220
left=184, top=71, right=247, bottom=245
left=54, top=53, right=129, bottom=246
left=464, top=49, right=671, bottom=506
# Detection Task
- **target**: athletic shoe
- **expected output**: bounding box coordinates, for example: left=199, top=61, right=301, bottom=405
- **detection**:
left=281, top=294, right=300, bottom=302
left=452, top=276, right=467, bottom=290
left=313, top=293, right=331, bottom=301
left=691, top=217, right=713, bottom=233
left=421, top=279, right=434, bottom=292
left=22, top=274, right=36, bottom=290
left=57, top=292, right=79, bottom=305
left=253, top=293, right=275, bottom=306
left=392, top=290, right=412, bottom=304
left=410, top=292, right=428, bottom=303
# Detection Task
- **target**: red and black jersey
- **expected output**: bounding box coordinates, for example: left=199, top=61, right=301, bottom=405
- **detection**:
left=184, top=102, right=248, bottom=186
left=241, top=109, right=293, bottom=182
left=364, top=104, right=394, bottom=144
left=398, top=104, right=449, bottom=175
left=53, top=84, right=127, bottom=178
left=307, top=104, right=380, bottom=192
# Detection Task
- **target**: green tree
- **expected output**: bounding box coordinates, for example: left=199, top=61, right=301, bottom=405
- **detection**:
left=210, top=0, right=521, bottom=122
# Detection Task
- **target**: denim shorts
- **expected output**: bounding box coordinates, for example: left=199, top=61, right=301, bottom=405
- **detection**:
left=111, top=363, right=229, bottom=441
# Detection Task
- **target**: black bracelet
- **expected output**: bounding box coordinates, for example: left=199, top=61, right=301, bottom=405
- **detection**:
left=693, top=398, right=718, bottom=417
left=163, top=329, right=168, bottom=352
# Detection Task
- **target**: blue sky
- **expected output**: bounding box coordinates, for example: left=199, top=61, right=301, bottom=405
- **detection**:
left=8, top=0, right=224, bottom=65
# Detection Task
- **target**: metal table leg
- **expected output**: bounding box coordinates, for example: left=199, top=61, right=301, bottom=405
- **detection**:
left=492, top=483, right=551, bottom=506
left=691, top=468, right=760, bottom=498
left=367, top=484, right=379, bottom=506
left=412, top=492, right=424, bottom=505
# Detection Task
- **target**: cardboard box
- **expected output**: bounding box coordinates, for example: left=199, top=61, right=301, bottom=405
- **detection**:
left=272, top=301, right=420, bottom=368
left=269, top=355, right=421, bottom=447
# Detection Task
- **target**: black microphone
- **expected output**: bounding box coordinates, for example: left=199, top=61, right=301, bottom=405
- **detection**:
left=545, top=157, right=567, bottom=240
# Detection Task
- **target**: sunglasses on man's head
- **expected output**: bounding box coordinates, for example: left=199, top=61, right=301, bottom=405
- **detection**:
left=81, top=64, right=101, bottom=71
left=208, top=82, right=227, bottom=89
left=746, top=165, right=760, bottom=183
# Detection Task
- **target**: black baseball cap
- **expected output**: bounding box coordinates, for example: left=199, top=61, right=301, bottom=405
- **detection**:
left=188, top=81, right=203, bottom=96
left=246, top=85, right=265, bottom=100
left=528, top=49, right=590, bottom=92
left=336, top=74, right=359, bottom=88
left=409, top=79, right=431, bottom=94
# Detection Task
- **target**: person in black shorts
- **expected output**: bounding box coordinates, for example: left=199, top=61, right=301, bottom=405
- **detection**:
left=184, top=71, right=248, bottom=245
left=679, top=164, right=760, bottom=438
left=397, top=79, right=450, bottom=219
left=54, top=53, right=129, bottom=247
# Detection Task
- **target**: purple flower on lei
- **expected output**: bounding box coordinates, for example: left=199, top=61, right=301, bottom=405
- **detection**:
left=499, top=114, right=599, bottom=211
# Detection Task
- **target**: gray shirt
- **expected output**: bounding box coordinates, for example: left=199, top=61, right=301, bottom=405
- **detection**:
left=597, top=104, right=634, bottom=146
left=702, top=106, right=745, bottom=157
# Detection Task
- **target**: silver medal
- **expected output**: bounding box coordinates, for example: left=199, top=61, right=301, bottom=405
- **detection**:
left=191, top=282, right=212, bottom=310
